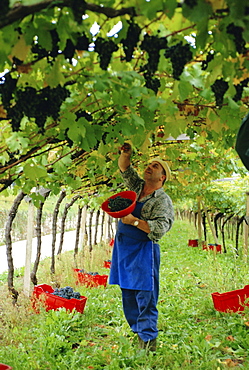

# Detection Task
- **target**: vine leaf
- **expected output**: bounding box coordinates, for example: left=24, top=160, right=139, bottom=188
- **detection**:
left=23, top=163, right=47, bottom=180
left=10, top=34, right=30, bottom=62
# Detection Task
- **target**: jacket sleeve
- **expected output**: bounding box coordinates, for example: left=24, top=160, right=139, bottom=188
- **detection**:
left=235, top=112, right=249, bottom=171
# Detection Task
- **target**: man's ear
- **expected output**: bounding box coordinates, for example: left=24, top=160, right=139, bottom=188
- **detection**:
left=161, top=174, right=166, bottom=182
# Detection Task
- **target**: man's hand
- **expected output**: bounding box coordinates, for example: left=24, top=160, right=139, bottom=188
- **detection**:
left=121, top=214, right=151, bottom=234
left=118, top=142, right=132, bottom=172
left=120, top=142, right=132, bottom=155
left=121, top=214, right=137, bottom=225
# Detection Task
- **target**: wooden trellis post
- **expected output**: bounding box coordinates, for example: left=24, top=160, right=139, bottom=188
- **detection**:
left=103, top=211, right=108, bottom=242
left=79, top=205, right=87, bottom=249
left=23, top=200, right=34, bottom=297
left=197, top=197, right=202, bottom=244
left=201, top=201, right=219, bottom=245
left=243, top=192, right=249, bottom=262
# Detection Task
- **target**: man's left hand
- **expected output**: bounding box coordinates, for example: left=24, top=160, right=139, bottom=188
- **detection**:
left=121, top=214, right=136, bottom=225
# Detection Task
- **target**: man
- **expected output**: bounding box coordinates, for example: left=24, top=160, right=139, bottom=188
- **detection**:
left=235, top=111, right=249, bottom=171
left=109, top=143, right=174, bottom=352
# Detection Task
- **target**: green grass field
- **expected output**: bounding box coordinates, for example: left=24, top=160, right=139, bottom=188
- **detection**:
left=0, top=218, right=249, bottom=369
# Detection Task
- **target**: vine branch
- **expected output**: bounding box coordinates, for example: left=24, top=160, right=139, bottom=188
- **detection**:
left=2, top=1, right=136, bottom=29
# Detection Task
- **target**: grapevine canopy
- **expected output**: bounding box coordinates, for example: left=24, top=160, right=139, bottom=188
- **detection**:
left=0, top=0, right=249, bottom=202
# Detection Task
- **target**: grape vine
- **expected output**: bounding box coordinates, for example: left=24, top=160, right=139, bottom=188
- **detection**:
left=164, top=41, right=193, bottom=80
left=94, top=37, right=118, bottom=70
left=184, top=0, right=198, bottom=8
left=211, top=78, right=229, bottom=108
left=1, top=0, right=10, bottom=20
left=201, top=51, right=215, bottom=71
left=233, top=79, right=249, bottom=102
left=75, top=110, right=93, bottom=122
left=0, top=73, right=17, bottom=109
left=4, top=84, right=70, bottom=132
left=140, top=34, right=167, bottom=73
left=226, top=23, right=246, bottom=54
left=121, top=21, right=141, bottom=62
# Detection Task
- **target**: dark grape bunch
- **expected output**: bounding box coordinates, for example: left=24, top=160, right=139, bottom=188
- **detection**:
left=94, top=37, right=118, bottom=70
left=0, top=73, right=17, bottom=109
left=31, top=31, right=89, bottom=65
left=184, top=0, right=198, bottom=8
left=140, top=34, right=167, bottom=73
left=164, top=41, right=193, bottom=80
left=201, top=51, right=215, bottom=71
left=233, top=78, right=249, bottom=102
left=144, top=72, right=161, bottom=94
left=51, top=286, right=81, bottom=300
left=7, top=85, right=70, bottom=132
left=108, top=196, right=133, bottom=212
left=211, top=78, right=229, bottom=108
left=227, top=23, right=246, bottom=54
left=79, top=269, right=99, bottom=275
left=121, top=21, right=141, bottom=62
left=75, top=109, right=93, bottom=122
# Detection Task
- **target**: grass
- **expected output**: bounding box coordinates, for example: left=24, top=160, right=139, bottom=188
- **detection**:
left=0, top=218, right=249, bottom=369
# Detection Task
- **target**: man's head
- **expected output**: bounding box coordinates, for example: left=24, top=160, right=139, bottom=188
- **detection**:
left=144, top=158, right=171, bottom=186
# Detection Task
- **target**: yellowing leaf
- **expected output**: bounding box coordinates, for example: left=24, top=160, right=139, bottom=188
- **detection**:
left=9, top=35, right=30, bottom=62
left=0, top=105, right=7, bottom=118
left=177, top=172, right=189, bottom=186
left=16, top=64, right=32, bottom=74
left=206, top=0, right=227, bottom=11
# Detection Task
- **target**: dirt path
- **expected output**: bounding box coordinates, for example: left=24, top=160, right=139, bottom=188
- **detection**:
left=0, top=230, right=76, bottom=274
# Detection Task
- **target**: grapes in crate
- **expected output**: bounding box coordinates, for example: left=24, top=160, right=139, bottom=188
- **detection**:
left=52, top=286, right=81, bottom=300
left=108, top=196, right=133, bottom=212
left=79, top=270, right=99, bottom=275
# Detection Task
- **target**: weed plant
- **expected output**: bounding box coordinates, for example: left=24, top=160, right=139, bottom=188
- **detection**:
left=0, top=219, right=249, bottom=369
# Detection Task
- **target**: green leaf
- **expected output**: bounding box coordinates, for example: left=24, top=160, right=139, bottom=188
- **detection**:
left=60, top=112, right=78, bottom=130
left=131, top=113, right=145, bottom=127
left=195, top=22, right=209, bottom=50
left=23, top=163, right=47, bottom=180
left=182, top=0, right=212, bottom=22
left=143, top=97, right=158, bottom=112
left=45, top=57, right=65, bottom=87
left=6, top=133, right=30, bottom=152
left=162, top=0, right=178, bottom=19
left=140, top=0, right=164, bottom=20
left=178, top=80, right=193, bottom=101
left=227, top=97, right=240, bottom=110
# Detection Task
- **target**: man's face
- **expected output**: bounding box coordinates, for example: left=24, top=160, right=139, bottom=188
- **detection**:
left=144, top=161, right=165, bottom=183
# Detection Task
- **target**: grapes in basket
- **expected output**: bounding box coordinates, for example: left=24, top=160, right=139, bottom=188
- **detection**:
left=108, top=196, right=132, bottom=212
left=52, top=286, right=81, bottom=300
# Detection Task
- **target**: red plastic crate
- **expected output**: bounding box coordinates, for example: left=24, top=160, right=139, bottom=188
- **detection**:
left=109, top=238, right=114, bottom=247
left=212, top=285, right=249, bottom=312
left=103, top=260, right=112, bottom=269
left=188, top=239, right=198, bottom=247
left=0, top=365, right=12, bottom=370
left=74, top=269, right=108, bottom=287
left=32, top=284, right=87, bottom=313
left=203, top=243, right=222, bottom=253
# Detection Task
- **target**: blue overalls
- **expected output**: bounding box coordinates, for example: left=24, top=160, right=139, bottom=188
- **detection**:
left=109, top=201, right=160, bottom=342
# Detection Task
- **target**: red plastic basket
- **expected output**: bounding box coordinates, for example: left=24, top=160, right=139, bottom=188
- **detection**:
left=212, top=285, right=249, bottom=313
left=32, top=284, right=87, bottom=313
left=74, top=269, right=108, bottom=287
left=188, top=239, right=198, bottom=247
left=109, top=238, right=114, bottom=247
left=203, top=244, right=222, bottom=253
left=0, top=365, right=12, bottom=370
left=103, top=260, right=112, bottom=269
left=101, top=190, right=137, bottom=218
